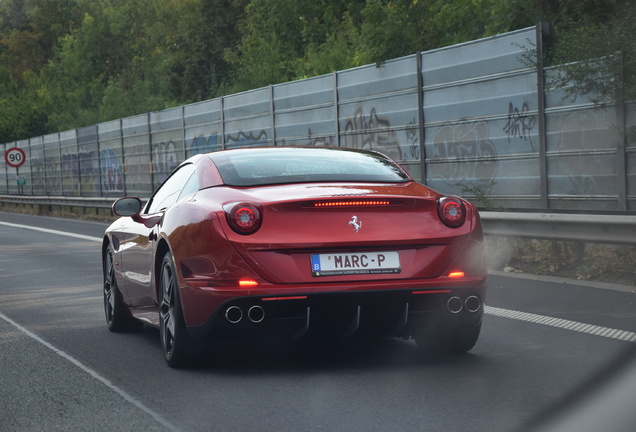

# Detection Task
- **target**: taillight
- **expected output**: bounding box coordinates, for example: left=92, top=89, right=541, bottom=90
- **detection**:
left=226, top=203, right=261, bottom=234
left=313, top=200, right=390, bottom=207
left=438, top=197, right=466, bottom=228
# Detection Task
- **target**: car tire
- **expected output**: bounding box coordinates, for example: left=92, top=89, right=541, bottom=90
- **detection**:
left=159, top=252, right=204, bottom=368
left=446, top=321, right=482, bottom=354
left=103, top=245, right=143, bottom=332
left=414, top=321, right=482, bottom=357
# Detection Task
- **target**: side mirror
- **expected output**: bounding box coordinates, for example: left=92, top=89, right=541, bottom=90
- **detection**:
left=112, top=197, right=143, bottom=217
left=112, top=197, right=162, bottom=228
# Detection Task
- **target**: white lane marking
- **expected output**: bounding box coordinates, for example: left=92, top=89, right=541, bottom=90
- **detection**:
left=0, top=311, right=180, bottom=432
left=486, top=305, right=636, bottom=343
left=0, top=221, right=102, bottom=242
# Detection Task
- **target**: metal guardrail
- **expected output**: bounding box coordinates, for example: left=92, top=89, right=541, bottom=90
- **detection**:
left=1, top=195, right=635, bottom=245
left=481, top=211, right=636, bottom=245
left=0, top=194, right=113, bottom=210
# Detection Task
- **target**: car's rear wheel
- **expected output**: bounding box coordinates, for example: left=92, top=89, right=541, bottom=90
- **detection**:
left=414, top=321, right=482, bottom=357
left=159, top=252, right=204, bottom=368
left=103, top=245, right=143, bottom=332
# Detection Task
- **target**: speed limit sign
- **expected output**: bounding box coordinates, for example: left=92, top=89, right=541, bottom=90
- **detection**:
left=5, top=147, right=26, bottom=168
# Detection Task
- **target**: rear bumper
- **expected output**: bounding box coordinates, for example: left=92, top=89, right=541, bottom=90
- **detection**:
left=186, top=285, right=486, bottom=343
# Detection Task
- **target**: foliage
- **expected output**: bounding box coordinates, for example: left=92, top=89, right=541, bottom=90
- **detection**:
left=487, top=236, right=636, bottom=286
left=0, top=0, right=632, bottom=143
left=456, top=180, right=503, bottom=211
left=548, top=1, right=636, bottom=105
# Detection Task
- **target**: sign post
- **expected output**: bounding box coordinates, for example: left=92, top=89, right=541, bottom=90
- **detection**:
left=5, top=147, right=27, bottom=194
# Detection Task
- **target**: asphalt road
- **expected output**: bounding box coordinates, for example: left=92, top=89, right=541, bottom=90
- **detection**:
left=1, top=211, right=635, bottom=432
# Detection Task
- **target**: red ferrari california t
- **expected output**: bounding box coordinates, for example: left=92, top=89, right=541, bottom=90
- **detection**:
left=102, top=147, right=487, bottom=367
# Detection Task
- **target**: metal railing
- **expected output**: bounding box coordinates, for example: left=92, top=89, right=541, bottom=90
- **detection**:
left=2, top=195, right=635, bottom=245
left=480, top=211, right=636, bottom=245
left=0, top=194, right=113, bottom=211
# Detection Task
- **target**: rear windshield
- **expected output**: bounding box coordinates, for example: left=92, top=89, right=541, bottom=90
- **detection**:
left=208, top=147, right=411, bottom=187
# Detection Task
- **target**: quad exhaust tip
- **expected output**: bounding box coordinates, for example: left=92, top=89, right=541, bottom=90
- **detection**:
left=447, top=296, right=463, bottom=314
left=225, top=306, right=243, bottom=324
left=248, top=305, right=265, bottom=323
left=446, top=295, right=482, bottom=314
left=465, top=295, right=481, bottom=313
left=224, top=305, right=266, bottom=324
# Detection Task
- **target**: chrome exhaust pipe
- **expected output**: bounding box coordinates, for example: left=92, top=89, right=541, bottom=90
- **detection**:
left=465, top=295, right=481, bottom=313
left=447, top=296, right=463, bottom=314
left=248, top=305, right=265, bottom=323
left=225, top=306, right=243, bottom=324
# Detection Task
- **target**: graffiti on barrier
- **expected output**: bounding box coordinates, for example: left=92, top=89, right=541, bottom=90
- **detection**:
left=44, top=155, right=62, bottom=195
left=342, top=106, right=402, bottom=161
left=188, top=131, right=268, bottom=155
left=503, top=102, right=536, bottom=151
left=429, top=120, right=497, bottom=186
left=152, top=140, right=180, bottom=184
left=60, top=148, right=80, bottom=195
left=100, top=145, right=124, bottom=193
left=123, top=143, right=152, bottom=194
left=405, top=117, right=420, bottom=160
left=306, top=128, right=336, bottom=147
left=78, top=143, right=100, bottom=194
left=226, top=130, right=268, bottom=148
left=190, top=133, right=221, bottom=156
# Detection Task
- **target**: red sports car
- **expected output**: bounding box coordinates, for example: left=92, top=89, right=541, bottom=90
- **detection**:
left=102, top=147, right=487, bottom=367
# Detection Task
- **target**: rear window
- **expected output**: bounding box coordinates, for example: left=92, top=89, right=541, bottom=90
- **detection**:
left=208, top=147, right=411, bottom=186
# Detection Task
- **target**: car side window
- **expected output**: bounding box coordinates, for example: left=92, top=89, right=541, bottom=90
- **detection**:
left=178, top=170, right=199, bottom=201
left=145, top=163, right=196, bottom=214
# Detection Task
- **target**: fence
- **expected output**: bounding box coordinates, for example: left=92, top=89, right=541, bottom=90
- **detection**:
left=1, top=24, right=634, bottom=213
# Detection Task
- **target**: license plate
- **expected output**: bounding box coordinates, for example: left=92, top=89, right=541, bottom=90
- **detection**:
left=311, top=251, right=400, bottom=277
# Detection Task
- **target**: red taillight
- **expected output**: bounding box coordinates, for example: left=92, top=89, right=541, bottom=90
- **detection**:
left=438, top=197, right=466, bottom=228
left=448, top=271, right=465, bottom=278
left=227, top=203, right=261, bottom=234
left=239, top=279, right=259, bottom=287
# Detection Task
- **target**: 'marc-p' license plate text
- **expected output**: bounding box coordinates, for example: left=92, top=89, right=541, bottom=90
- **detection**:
left=311, top=251, right=400, bottom=277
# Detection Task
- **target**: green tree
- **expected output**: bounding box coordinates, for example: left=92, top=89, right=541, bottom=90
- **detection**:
left=224, top=0, right=306, bottom=91
left=549, top=1, right=636, bottom=105
left=0, top=69, right=49, bottom=142
left=3, top=0, right=633, bottom=144
left=149, top=0, right=248, bottom=101
left=40, top=0, right=169, bottom=129
left=0, top=0, right=82, bottom=141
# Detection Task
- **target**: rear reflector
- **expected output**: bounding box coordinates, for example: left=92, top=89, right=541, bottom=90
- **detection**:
left=314, top=200, right=390, bottom=207
left=261, top=296, right=308, bottom=301
left=413, top=289, right=452, bottom=295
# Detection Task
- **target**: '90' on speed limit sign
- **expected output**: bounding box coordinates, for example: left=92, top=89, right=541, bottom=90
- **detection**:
left=5, top=147, right=26, bottom=168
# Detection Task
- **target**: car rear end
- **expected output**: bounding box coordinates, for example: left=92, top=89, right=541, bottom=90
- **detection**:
left=183, top=148, right=487, bottom=352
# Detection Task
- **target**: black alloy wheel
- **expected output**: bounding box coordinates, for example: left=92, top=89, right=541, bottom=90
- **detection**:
left=159, top=252, right=202, bottom=368
left=103, top=245, right=142, bottom=332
